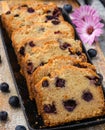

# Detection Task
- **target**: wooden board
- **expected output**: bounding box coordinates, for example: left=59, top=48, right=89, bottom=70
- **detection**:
left=0, top=1, right=105, bottom=130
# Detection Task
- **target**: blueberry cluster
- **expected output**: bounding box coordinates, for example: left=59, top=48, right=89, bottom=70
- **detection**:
left=0, top=82, right=26, bottom=129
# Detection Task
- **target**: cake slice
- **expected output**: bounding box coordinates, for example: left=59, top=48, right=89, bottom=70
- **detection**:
left=32, top=56, right=95, bottom=85
left=34, top=66, right=104, bottom=126
left=28, top=56, right=95, bottom=99
left=21, top=41, right=87, bottom=77
left=1, top=2, right=63, bottom=37
left=18, top=40, right=86, bottom=100
left=15, top=38, right=82, bottom=65
left=11, top=21, right=75, bottom=48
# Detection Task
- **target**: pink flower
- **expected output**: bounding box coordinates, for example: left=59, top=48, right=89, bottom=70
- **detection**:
left=71, top=5, right=101, bottom=24
left=70, top=5, right=104, bottom=45
left=76, top=16, right=104, bottom=45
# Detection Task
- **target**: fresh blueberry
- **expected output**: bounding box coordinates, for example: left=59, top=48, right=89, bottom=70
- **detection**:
left=0, top=111, right=8, bottom=121
left=63, top=99, right=77, bottom=112
left=63, top=4, right=72, bottom=13
left=9, top=96, right=20, bottom=108
left=87, top=49, right=97, bottom=58
left=0, top=82, right=9, bottom=92
left=15, top=125, right=26, bottom=130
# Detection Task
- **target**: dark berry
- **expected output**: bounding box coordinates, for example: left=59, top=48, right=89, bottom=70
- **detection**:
left=27, top=62, right=34, bottom=74
left=63, top=99, right=77, bottom=112
left=53, top=8, right=61, bottom=17
left=15, top=125, right=26, bottom=130
left=54, top=31, right=61, bottom=34
left=46, top=15, right=54, bottom=20
left=5, top=11, right=11, bottom=15
left=0, top=82, right=9, bottom=92
left=42, top=80, right=49, bottom=87
left=19, top=47, right=25, bottom=56
left=45, top=20, right=48, bottom=23
left=27, top=7, right=35, bottom=13
left=0, top=111, right=8, bottom=121
left=14, top=14, right=19, bottom=17
left=40, top=62, right=45, bottom=66
left=47, top=10, right=51, bottom=13
left=60, top=42, right=71, bottom=50
left=63, top=4, right=72, bottom=13
left=28, top=41, right=35, bottom=47
left=87, top=49, right=97, bottom=58
left=55, top=77, right=65, bottom=88
left=76, top=51, right=81, bottom=56
left=82, top=91, right=93, bottom=102
left=47, top=73, right=51, bottom=77
left=43, top=102, right=56, bottom=113
left=21, top=4, right=28, bottom=7
left=52, top=20, right=60, bottom=25
left=9, top=96, right=20, bottom=108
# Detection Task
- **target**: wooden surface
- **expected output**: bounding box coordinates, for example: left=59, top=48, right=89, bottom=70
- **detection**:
left=0, top=0, right=105, bottom=130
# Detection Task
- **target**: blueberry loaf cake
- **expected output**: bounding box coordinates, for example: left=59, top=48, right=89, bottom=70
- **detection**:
left=28, top=56, right=95, bottom=99
left=20, top=40, right=86, bottom=99
left=21, top=41, right=87, bottom=77
left=1, top=2, right=63, bottom=37
left=1, top=1, right=105, bottom=127
left=32, top=56, right=96, bottom=85
left=34, top=66, right=104, bottom=126
left=11, top=21, right=75, bottom=49
left=14, top=38, right=82, bottom=66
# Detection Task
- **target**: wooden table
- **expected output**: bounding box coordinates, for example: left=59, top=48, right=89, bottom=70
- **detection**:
left=0, top=0, right=105, bottom=130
